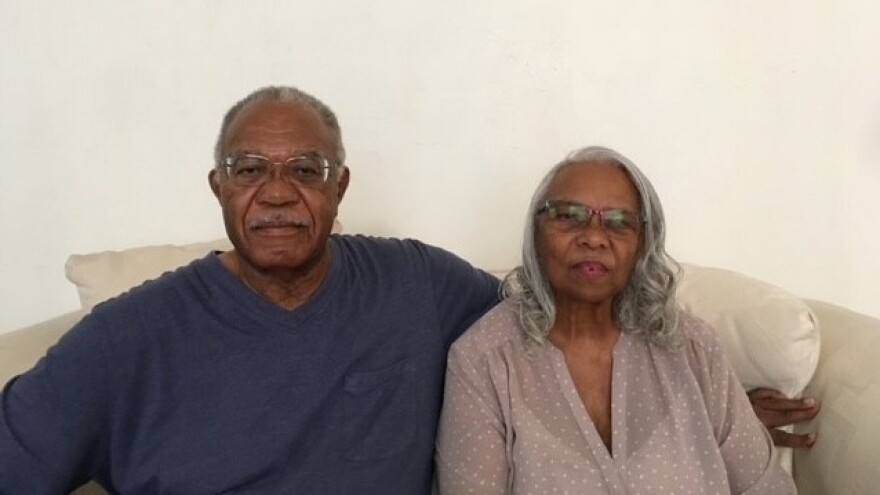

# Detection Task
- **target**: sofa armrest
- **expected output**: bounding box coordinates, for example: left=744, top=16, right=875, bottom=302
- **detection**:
left=794, top=300, right=880, bottom=494
left=0, top=310, right=87, bottom=387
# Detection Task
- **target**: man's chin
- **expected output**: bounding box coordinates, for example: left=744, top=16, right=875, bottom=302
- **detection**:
left=252, top=250, right=305, bottom=268
left=239, top=245, right=327, bottom=273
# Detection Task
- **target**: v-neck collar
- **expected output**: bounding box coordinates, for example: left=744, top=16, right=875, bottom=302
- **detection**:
left=547, top=333, right=630, bottom=488
left=193, top=239, right=343, bottom=335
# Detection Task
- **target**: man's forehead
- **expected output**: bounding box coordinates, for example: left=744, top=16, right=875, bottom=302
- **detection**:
left=231, top=100, right=321, bottom=129
left=224, top=100, right=332, bottom=150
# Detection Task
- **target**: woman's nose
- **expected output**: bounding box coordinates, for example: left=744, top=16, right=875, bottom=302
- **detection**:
left=577, top=219, right=609, bottom=249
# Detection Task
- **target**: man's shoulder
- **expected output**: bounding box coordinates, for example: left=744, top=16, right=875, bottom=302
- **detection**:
left=62, top=255, right=225, bottom=361
left=87, top=255, right=215, bottom=319
left=332, top=234, right=471, bottom=272
left=333, top=234, right=446, bottom=256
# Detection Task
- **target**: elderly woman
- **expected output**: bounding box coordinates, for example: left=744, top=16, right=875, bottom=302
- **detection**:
left=435, top=146, right=795, bottom=494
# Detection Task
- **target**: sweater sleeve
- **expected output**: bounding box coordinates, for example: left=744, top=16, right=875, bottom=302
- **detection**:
left=415, top=240, right=501, bottom=343
left=0, top=313, right=110, bottom=493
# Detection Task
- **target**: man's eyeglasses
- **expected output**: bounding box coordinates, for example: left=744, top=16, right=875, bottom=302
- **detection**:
left=220, top=152, right=339, bottom=188
left=537, top=200, right=644, bottom=235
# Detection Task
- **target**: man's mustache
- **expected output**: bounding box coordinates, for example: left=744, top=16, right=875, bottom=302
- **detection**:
left=247, top=214, right=310, bottom=230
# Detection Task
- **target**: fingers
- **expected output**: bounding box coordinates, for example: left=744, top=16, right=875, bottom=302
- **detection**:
left=749, top=388, right=820, bottom=448
left=748, top=388, right=821, bottom=412
left=760, top=396, right=819, bottom=412
left=783, top=406, right=820, bottom=424
left=769, top=429, right=817, bottom=449
left=756, top=403, right=821, bottom=428
left=748, top=388, right=786, bottom=401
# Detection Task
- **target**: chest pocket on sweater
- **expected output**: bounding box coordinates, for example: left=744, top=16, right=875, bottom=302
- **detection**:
left=342, top=358, right=417, bottom=461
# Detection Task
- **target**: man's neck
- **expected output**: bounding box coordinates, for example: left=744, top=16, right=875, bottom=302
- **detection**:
left=219, top=248, right=332, bottom=311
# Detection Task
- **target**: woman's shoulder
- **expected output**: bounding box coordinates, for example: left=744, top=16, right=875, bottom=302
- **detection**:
left=674, top=309, right=727, bottom=359
left=450, top=299, right=523, bottom=358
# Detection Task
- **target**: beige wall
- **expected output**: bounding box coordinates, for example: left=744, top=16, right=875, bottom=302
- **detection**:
left=1, top=0, right=878, bottom=332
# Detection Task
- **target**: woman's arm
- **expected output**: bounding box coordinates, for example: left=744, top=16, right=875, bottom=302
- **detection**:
left=695, top=327, right=797, bottom=495
left=435, top=339, right=510, bottom=494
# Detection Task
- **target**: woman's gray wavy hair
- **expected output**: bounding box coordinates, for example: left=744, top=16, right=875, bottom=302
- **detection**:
left=503, top=146, right=681, bottom=350
left=213, top=85, right=346, bottom=168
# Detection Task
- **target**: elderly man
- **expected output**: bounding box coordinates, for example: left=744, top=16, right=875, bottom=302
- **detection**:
left=1, top=86, right=499, bottom=493
left=0, top=86, right=817, bottom=493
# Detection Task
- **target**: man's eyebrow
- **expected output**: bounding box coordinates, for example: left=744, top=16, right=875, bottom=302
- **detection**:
left=226, top=148, right=263, bottom=157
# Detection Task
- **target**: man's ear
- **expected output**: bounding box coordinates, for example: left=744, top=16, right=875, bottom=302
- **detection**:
left=335, top=166, right=350, bottom=203
left=209, top=169, right=221, bottom=200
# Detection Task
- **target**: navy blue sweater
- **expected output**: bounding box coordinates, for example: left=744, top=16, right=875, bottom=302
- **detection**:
left=0, top=235, right=500, bottom=494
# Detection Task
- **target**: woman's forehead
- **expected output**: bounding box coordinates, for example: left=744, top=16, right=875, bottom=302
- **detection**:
left=547, top=162, right=639, bottom=207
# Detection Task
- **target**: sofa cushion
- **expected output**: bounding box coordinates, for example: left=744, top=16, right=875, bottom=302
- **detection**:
left=794, top=300, right=880, bottom=493
left=0, top=310, right=89, bottom=386
left=65, top=238, right=233, bottom=310
left=677, top=263, right=820, bottom=399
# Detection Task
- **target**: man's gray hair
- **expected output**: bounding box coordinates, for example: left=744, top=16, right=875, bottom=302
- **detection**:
left=503, top=145, right=681, bottom=350
left=213, top=86, right=346, bottom=167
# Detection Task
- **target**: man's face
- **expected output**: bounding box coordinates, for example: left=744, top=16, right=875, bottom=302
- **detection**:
left=209, top=100, right=348, bottom=274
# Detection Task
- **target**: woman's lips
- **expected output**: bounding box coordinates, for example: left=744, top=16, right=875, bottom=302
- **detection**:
left=574, top=261, right=609, bottom=280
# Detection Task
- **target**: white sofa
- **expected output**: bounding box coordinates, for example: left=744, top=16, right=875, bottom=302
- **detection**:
left=2, top=238, right=879, bottom=495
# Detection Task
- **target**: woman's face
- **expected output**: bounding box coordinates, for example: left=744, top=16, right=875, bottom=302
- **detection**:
left=536, top=161, right=643, bottom=310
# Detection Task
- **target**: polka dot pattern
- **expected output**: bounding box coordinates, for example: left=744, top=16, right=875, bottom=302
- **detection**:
left=435, top=300, right=795, bottom=494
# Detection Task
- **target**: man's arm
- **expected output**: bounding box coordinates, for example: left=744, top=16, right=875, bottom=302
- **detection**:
left=0, top=314, right=109, bottom=493
left=748, top=387, right=820, bottom=448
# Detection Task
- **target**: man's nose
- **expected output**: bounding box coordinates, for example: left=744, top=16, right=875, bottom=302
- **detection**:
left=256, top=174, right=302, bottom=205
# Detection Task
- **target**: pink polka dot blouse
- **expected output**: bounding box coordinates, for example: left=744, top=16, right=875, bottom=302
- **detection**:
left=435, top=300, right=795, bottom=494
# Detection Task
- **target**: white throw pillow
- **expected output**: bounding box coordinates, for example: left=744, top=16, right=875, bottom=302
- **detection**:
left=677, top=263, right=820, bottom=474
left=676, top=263, right=820, bottom=399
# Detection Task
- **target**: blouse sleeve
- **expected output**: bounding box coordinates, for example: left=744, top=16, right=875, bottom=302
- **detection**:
left=689, top=319, right=797, bottom=495
left=435, top=330, right=510, bottom=494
